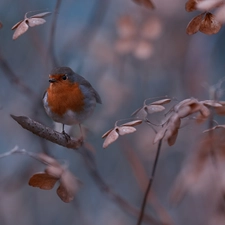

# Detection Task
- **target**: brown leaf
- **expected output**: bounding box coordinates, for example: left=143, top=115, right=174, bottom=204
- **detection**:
left=118, top=126, right=136, bottom=135
left=185, top=0, right=198, bottom=12
left=57, top=170, right=81, bottom=203
left=0, top=22, right=3, bottom=29
left=103, top=129, right=119, bottom=148
left=186, top=13, right=204, bottom=35
left=199, top=12, right=222, bottom=34
left=133, top=0, right=155, bottom=9
left=28, top=172, right=58, bottom=190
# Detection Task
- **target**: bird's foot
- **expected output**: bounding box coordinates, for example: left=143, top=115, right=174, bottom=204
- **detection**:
left=62, top=130, right=71, bottom=142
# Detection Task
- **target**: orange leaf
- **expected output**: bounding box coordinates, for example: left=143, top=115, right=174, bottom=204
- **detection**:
left=28, top=172, right=58, bottom=190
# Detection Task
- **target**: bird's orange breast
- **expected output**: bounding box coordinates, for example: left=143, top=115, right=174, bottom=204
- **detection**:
left=47, top=81, right=85, bottom=116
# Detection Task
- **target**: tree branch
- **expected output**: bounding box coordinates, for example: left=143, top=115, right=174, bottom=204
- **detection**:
left=11, top=115, right=83, bottom=149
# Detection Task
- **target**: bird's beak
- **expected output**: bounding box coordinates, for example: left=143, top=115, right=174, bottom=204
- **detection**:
left=49, top=78, right=57, bottom=83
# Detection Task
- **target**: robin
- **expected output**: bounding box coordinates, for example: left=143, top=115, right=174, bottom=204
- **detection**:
left=43, top=66, right=102, bottom=139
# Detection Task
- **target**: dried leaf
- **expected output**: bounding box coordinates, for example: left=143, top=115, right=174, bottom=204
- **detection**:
left=102, top=128, right=114, bottom=138
left=12, top=11, right=51, bottom=40
left=186, top=13, right=204, bottom=35
left=185, top=0, right=198, bottom=12
left=103, top=129, right=119, bottom=148
left=12, top=20, right=29, bottom=40
left=167, top=130, right=178, bottom=146
left=151, top=98, right=171, bottom=105
left=118, top=126, right=136, bottom=135
left=57, top=170, right=81, bottom=203
left=199, top=12, right=221, bottom=35
left=0, top=22, right=3, bottom=29
left=28, top=18, right=46, bottom=27
left=133, top=0, right=155, bottom=9
left=122, top=120, right=142, bottom=127
left=201, top=100, right=223, bottom=107
left=146, top=105, right=165, bottom=114
left=29, top=172, right=58, bottom=190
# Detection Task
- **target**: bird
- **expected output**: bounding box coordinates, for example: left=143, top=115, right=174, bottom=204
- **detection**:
left=43, top=66, right=102, bottom=139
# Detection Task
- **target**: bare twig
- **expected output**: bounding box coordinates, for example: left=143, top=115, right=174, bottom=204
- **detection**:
left=137, top=140, right=163, bottom=225
left=11, top=115, right=83, bottom=149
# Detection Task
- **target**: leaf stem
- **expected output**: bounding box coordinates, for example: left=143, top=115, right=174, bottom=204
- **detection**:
left=136, top=139, right=162, bottom=225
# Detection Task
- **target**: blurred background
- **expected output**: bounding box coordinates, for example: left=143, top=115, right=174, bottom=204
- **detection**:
left=0, top=0, right=225, bottom=224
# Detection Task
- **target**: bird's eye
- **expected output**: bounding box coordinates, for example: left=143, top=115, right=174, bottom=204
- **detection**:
left=62, top=75, right=67, bottom=80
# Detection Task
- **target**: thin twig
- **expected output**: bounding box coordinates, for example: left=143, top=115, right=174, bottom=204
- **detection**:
left=136, top=139, right=162, bottom=225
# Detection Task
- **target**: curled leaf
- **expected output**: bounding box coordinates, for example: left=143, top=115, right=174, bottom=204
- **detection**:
left=103, top=129, right=119, bottom=148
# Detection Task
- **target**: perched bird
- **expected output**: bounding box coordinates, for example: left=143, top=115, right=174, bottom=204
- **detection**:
left=43, top=66, right=102, bottom=139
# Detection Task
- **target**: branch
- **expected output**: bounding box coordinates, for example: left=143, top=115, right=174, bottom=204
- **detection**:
left=11, top=115, right=164, bottom=224
left=11, top=115, right=83, bottom=150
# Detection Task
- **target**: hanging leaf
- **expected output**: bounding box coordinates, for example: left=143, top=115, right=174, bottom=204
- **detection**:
left=12, top=11, right=51, bottom=40
left=103, top=129, right=119, bottom=148
left=199, top=12, right=221, bottom=35
left=150, top=98, right=171, bottom=105
left=186, top=13, right=204, bottom=35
